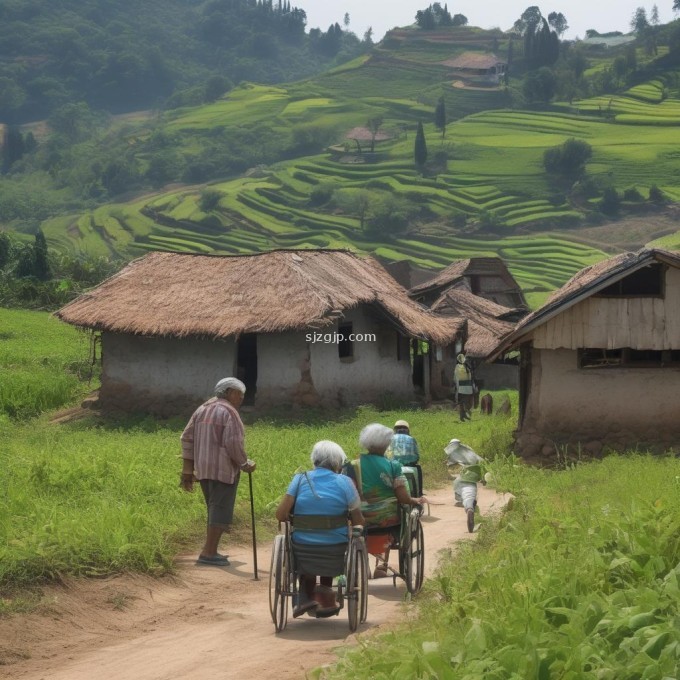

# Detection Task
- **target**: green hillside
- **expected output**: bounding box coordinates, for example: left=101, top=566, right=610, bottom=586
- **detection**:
left=9, top=22, right=680, bottom=305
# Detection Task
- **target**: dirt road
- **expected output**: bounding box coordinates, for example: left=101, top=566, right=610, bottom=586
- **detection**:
left=0, top=486, right=510, bottom=680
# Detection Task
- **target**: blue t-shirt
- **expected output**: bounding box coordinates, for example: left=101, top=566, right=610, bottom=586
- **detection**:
left=287, top=468, right=360, bottom=545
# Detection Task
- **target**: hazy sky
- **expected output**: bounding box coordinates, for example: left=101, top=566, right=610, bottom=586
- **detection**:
left=300, top=0, right=675, bottom=41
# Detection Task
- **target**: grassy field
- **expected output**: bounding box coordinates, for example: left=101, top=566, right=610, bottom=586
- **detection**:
left=322, top=453, right=680, bottom=679
left=0, top=309, right=94, bottom=420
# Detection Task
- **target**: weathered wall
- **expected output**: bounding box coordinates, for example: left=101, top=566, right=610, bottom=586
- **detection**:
left=100, top=334, right=236, bottom=415
left=99, top=306, right=416, bottom=414
left=309, top=308, right=413, bottom=407
left=532, top=267, right=680, bottom=350
left=516, top=347, right=680, bottom=458
left=475, top=362, right=519, bottom=390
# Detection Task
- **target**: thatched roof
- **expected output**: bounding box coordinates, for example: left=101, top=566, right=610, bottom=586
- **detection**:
left=410, top=257, right=527, bottom=309
left=431, top=281, right=518, bottom=357
left=56, top=249, right=463, bottom=345
left=489, top=248, right=680, bottom=360
left=441, top=52, right=505, bottom=70
left=345, top=126, right=393, bottom=142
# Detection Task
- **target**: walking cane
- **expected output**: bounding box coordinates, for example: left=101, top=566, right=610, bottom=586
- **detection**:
left=248, top=471, right=259, bottom=581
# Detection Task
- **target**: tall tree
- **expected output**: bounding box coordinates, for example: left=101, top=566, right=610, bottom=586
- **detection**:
left=434, top=96, right=447, bottom=138
left=547, top=11, right=568, bottom=36
left=366, top=116, right=384, bottom=152
left=513, top=6, right=543, bottom=35
left=33, top=229, right=50, bottom=281
left=630, top=7, right=649, bottom=34
left=414, top=121, right=428, bottom=170
left=2, top=125, right=25, bottom=173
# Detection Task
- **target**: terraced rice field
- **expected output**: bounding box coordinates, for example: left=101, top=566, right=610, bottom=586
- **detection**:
left=39, top=41, right=680, bottom=304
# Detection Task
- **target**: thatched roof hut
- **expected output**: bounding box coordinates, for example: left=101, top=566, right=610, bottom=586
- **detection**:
left=57, top=249, right=465, bottom=414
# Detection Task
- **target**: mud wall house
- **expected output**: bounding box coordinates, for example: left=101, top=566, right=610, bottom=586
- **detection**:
left=489, top=248, right=680, bottom=458
left=441, top=52, right=507, bottom=86
left=409, top=257, right=528, bottom=395
left=55, top=249, right=463, bottom=415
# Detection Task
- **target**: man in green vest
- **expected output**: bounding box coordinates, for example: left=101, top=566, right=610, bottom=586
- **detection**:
left=454, top=353, right=475, bottom=422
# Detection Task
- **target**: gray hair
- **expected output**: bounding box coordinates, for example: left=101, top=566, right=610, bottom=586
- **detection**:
left=359, top=423, right=394, bottom=452
left=311, top=440, right=347, bottom=471
left=214, top=377, right=246, bottom=397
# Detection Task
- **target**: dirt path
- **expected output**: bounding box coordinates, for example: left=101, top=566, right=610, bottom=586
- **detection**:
left=0, top=486, right=510, bottom=680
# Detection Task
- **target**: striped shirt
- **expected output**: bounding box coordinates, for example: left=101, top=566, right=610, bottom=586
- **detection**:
left=181, top=397, right=247, bottom=484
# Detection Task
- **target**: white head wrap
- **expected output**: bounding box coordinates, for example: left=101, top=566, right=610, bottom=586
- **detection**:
left=214, top=377, right=246, bottom=397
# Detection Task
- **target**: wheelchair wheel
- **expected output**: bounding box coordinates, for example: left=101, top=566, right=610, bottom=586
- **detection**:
left=404, top=509, right=425, bottom=595
left=269, top=534, right=289, bottom=632
left=346, top=537, right=368, bottom=632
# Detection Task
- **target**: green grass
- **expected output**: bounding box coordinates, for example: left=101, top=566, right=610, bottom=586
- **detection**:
left=0, top=396, right=518, bottom=591
left=0, top=308, right=94, bottom=419
left=320, top=453, right=680, bottom=679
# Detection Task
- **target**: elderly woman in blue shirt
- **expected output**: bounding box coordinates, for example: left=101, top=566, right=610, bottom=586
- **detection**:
left=276, top=441, right=364, bottom=618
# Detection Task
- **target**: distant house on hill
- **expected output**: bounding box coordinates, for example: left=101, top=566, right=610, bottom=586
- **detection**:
left=490, top=248, right=680, bottom=459
left=344, top=126, right=393, bottom=154
left=441, top=52, right=506, bottom=85
left=56, top=249, right=463, bottom=415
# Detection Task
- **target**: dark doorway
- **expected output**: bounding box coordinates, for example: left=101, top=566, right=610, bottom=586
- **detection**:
left=236, top=334, right=258, bottom=405
left=411, top=339, right=424, bottom=394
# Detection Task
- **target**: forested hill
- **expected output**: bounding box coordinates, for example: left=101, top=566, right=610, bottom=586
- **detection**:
left=0, top=0, right=368, bottom=123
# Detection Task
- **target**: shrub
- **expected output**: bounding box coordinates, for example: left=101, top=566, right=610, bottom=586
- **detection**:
left=544, top=138, right=592, bottom=180
left=599, top=187, right=620, bottom=215
left=649, top=184, right=667, bottom=203
left=623, top=187, right=644, bottom=202
left=308, top=182, right=335, bottom=206
left=198, top=189, right=222, bottom=212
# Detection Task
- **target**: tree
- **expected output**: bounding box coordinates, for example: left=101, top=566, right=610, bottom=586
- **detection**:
left=414, top=121, right=428, bottom=170
left=513, top=6, right=543, bottom=35
left=204, top=75, right=233, bottom=103
left=0, top=232, right=11, bottom=269
left=334, top=188, right=372, bottom=230
left=452, top=14, right=468, bottom=26
left=599, top=187, right=620, bottom=215
left=366, top=116, right=384, bottom=152
left=650, top=4, right=660, bottom=25
left=523, top=67, right=557, bottom=104
left=543, top=138, right=592, bottom=180
left=547, top=11, right=568, bottom=36
left=343, top=12, right=350, bottom=28
left=630, top=7, right=649, bottom=34
left=434, top=96, right=447, bottom=138
left=363, top=27, right=374, bottom=45
left=2, top=126, right=25, bottom=173
left=33, top=229, right=50, bottom=281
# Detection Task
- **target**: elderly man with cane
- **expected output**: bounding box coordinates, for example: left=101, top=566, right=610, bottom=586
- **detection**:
left=180, top=377, right=256, bottom=566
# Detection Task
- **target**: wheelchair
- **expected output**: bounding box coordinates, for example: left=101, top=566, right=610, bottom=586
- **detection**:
left=268, top=521, right=369, bottom=633
left=401, top=463, right=430, bottom=516
left=365, top=502, right=425, bottom=595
